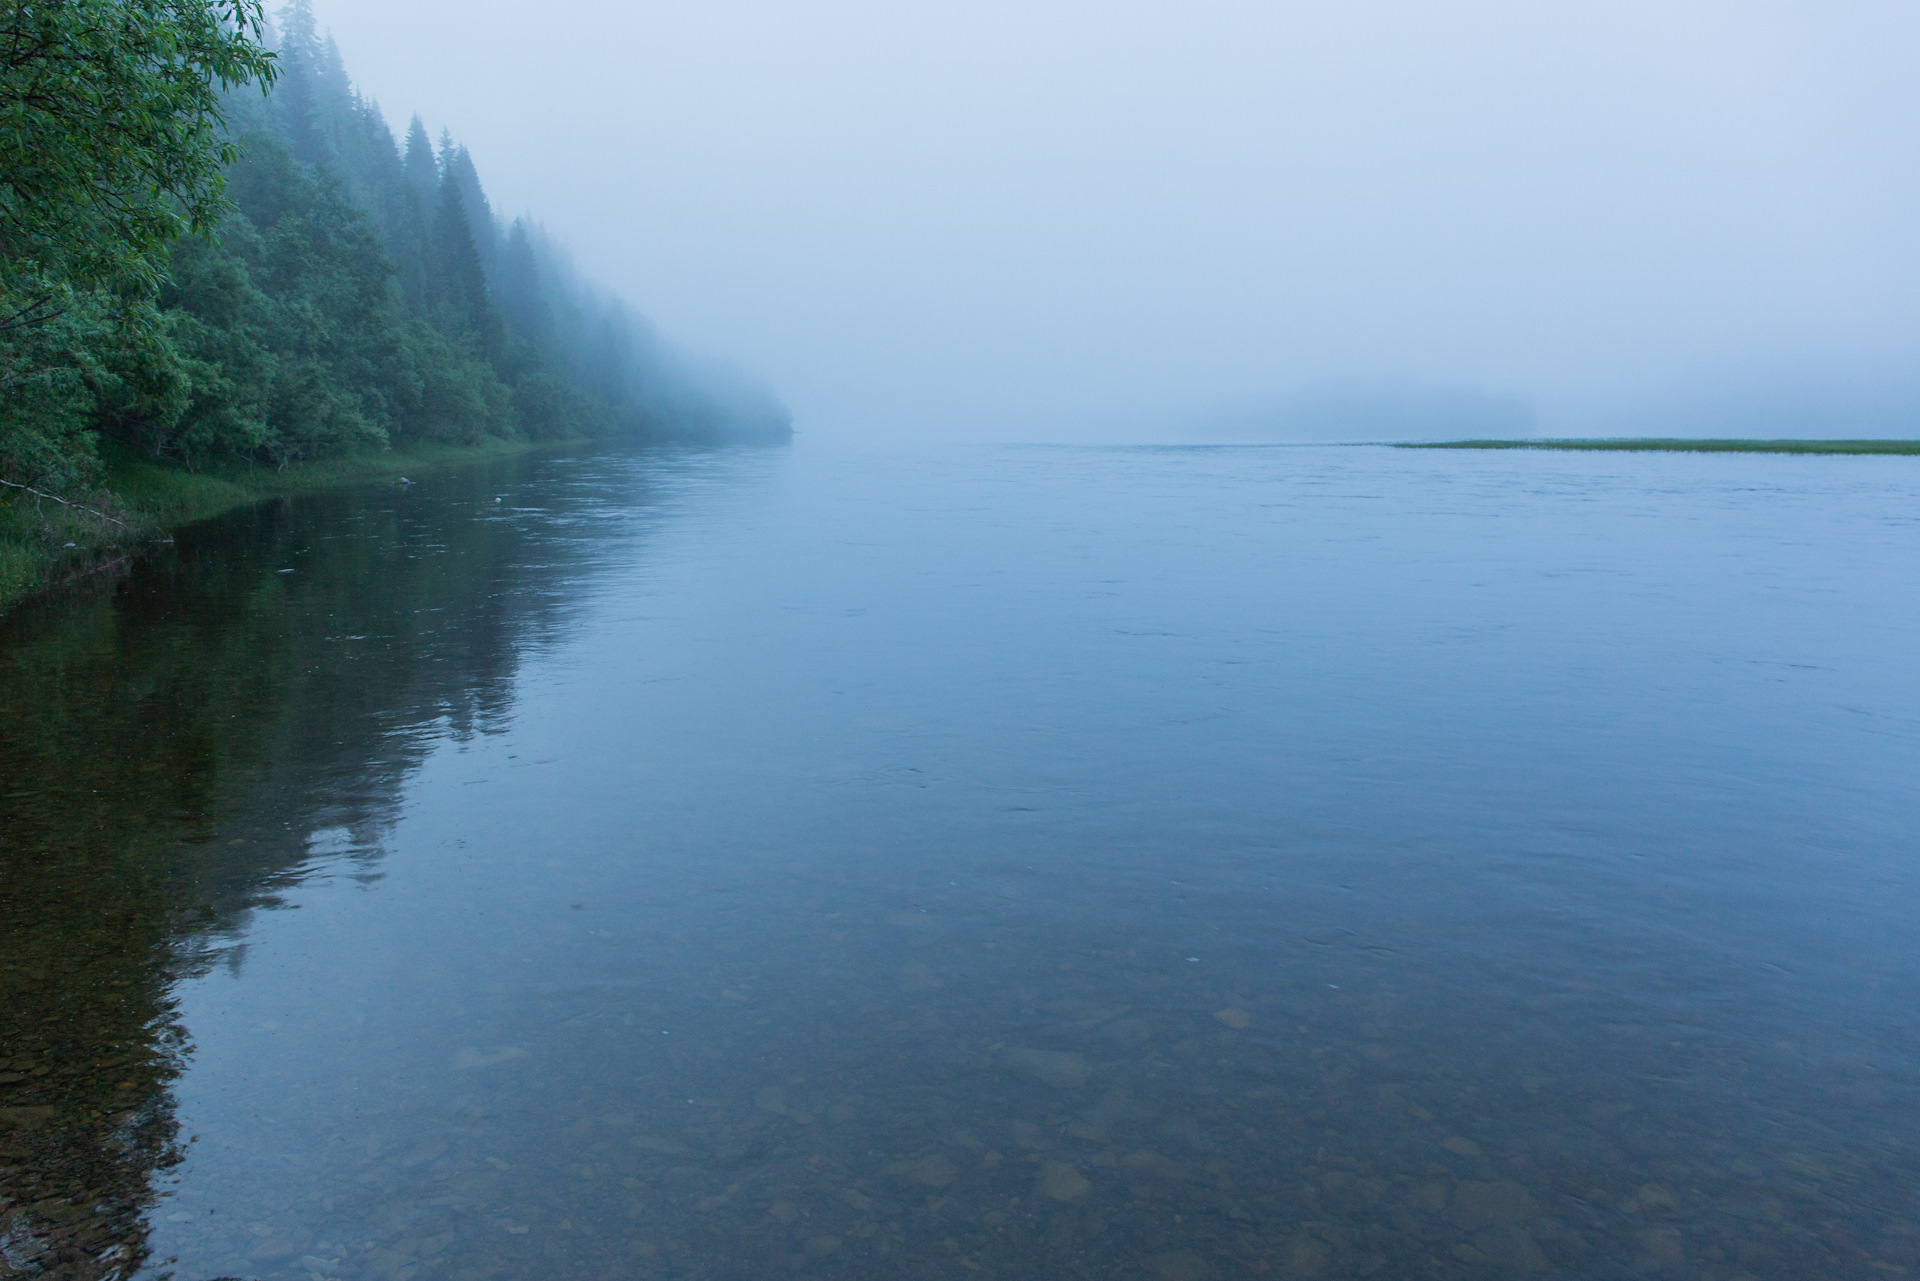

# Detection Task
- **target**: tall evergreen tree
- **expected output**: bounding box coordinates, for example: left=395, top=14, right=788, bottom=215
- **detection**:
left=338, top=103, right=426, bottom=298
left=496, top=219, right=549, bottom=351
left=402, top=116, right=438, bottom=208
left=271, top=0, right=331, bottom=169
left=428, top=172, right=500, bottom=356
left=441, top=143, right=498, bottom=282
left=314, top=35, right=353, bottom=116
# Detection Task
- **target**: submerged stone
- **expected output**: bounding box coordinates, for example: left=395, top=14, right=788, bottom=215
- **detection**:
left=1037, top=1161, right=1091, bottom=1201
left=1450, top=1180, right=1538, bottom=1229
left=889, top=1154, right=959, bottom=1187
left=1151, top=1249, right=1213, bottom=1280
left=1282, top=1231, right=1330, bottom=1275
left=451, top=1046, right=524, bottom=1071
left=1003, top=1046, right=1090, bottom=1089
left=1471, top=1224, right=1548, bottom=1272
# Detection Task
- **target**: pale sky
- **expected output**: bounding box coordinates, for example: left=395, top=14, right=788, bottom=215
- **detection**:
left=305, top=0, right=1920, bottom=440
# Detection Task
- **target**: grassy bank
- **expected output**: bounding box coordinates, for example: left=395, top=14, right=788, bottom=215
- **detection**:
left=1400, top=438, right=1920, bottom=455
left=1, top=438, right=549, bottom=615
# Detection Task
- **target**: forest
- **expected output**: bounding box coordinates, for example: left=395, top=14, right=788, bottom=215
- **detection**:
left=0, top=0, right=787, bottom=606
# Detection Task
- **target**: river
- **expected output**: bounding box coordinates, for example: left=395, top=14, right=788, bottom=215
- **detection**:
left=1, top=441, right=1916, bottom=1279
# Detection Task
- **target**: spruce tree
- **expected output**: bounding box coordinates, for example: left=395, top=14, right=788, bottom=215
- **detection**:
left=272, top=0, right=331, bottom=168
left=496, top=220, right=550, bottom=351
left=429, top=171, right=503, bottom=358
left=402, top=116, right=438, bottom=207
left=315, top=36, right=352, bottom=113
left=443, top=144, right=498, bottom=282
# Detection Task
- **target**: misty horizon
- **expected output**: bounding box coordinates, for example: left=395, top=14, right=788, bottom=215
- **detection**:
left=291, top=0, right=1920, bottom=443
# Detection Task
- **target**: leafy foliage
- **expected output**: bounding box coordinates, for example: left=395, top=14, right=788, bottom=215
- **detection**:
left=1, top=0, right=788, bottom=530
left=0, top=0, right=276, bottom=313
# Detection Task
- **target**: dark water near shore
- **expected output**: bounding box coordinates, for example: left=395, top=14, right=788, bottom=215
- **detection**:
left=2, top=442, right=1917, bottom=1280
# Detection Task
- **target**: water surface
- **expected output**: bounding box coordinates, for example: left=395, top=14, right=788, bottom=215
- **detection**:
left=2, top=442, right=1916, bottom=1280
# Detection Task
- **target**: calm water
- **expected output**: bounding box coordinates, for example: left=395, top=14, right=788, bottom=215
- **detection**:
left=2, top=442, right=1917, bottom=1281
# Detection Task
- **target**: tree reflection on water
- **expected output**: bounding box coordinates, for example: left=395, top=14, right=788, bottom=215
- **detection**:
left=0, top=451, right=663, bottom=1277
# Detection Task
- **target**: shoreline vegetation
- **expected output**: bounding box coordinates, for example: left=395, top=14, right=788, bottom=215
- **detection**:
left=1399, top=438, right=1920, bottom=455
left=0, top=437, right=558, bottom=613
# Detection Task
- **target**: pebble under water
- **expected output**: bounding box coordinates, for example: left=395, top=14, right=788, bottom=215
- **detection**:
left=1, top=441, right=1916, bottom=1280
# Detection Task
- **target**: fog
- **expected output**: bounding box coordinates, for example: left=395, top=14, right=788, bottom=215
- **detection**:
left=305, top=0, right=1919, bottom=441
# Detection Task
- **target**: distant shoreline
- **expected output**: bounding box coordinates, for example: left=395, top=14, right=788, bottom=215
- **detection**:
left=1398, top=439, right=1920, bottom=455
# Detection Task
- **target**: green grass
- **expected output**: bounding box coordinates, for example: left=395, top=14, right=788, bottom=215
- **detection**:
left=1400, top=438, right=1920, bottom=455
left=103, top=436, right=544, bottom=524
left=0, top=480, right=150, bottom=612
left=2, top=437, right=552, bottom=617
left=0, top=539, right=46, bottom=607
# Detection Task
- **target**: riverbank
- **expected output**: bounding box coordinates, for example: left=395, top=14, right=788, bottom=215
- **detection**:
left=1400, top=438, right=1920, bottom=455
left=0, top=438, right=552, bottom=616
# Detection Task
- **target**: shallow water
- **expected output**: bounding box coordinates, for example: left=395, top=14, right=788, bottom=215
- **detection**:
left=2, top=441, right=1917, bottom=1280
